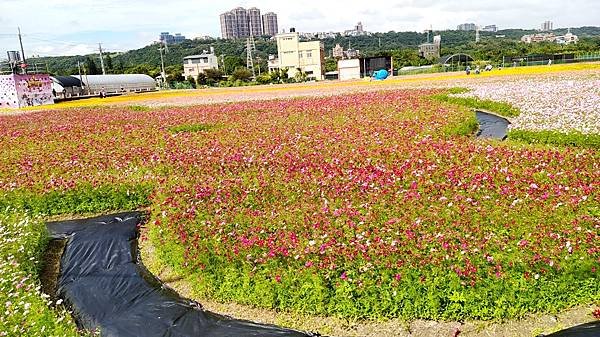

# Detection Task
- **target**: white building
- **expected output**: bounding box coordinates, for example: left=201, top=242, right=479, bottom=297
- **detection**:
left=337, top=59, right=361, bottom=81
left=183, top=49, right=219, bottom=80
left=521, top=29, right=578, bottom=44
left=457, top=23, right=477, bottom=31
left=556, top=28, right=579, bottom=44
left=271, top=31, right=325, bottom=80
left=482, top=25, right=497, bottom=32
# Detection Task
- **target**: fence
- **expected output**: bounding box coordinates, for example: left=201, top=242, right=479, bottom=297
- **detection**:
left=395, top=52, right=600, bottom=77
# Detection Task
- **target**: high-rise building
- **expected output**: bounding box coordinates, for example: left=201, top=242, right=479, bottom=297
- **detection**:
left=159, top=32, right=186, bottom=44
left=457, top=23, right=477, bottom=31
left=542, top=21, right=553, bottom=31
left=482, top=25, right=497, bottom=32
left=247, top=7, right=263, bottom=37
left=262, top=12, right=279, bottom=37
left=220, top=12, right=238, bottom=39
left=233, top=7, right=250, bottom=38
left=220, top=7, right=279, bottom=39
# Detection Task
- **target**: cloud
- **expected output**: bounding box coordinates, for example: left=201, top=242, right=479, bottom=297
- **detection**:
left=0, top=0, right=597, bottom=56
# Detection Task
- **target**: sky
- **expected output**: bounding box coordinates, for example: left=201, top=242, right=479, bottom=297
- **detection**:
left=0, top=0, right=598, bottom=57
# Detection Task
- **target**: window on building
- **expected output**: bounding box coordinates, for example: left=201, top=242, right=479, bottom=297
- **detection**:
left=299, top=51, right=303, bottom=58
left=306, top=51, right=312, bottom=58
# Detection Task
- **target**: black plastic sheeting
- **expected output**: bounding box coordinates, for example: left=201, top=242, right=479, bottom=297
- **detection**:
left=476, top=110, right=510, bottom=140
left=46, top=213, right=314, bottom=337
left=540, top=321, right=600, bottom=337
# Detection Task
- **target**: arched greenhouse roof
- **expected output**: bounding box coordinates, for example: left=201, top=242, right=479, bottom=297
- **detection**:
left=51, top=76, right=82, bottom=88
left=77, top=74, right=156, bottom=88
left=439, top=53, right=474, bottom=65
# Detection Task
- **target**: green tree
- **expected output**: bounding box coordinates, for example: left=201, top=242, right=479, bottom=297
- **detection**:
left=223, top=56, right=244, bottom=75
left=105, top=54, right=113, bottom=72
left=126, top=63, right=160, bottom=78
left=165, top=64, right=184, bottom=86
left=197, top=72, right=207, bottom=86
left=325, top=57, right=338, bottom=72
left=204, top=68, right=224, bottom=86
left=186, top=76, right=197, bottom=89
left=294, top=69, right=307, bottom=82
left=85, top=56, right=100, bottom=75
left=230, top=67, right=253, bottom=82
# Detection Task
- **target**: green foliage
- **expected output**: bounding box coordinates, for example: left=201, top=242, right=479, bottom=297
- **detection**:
left=152, top=241, right=600, bottom=321
left=432, top=90, right=521, bottom=118
left=168, top=123, right=216, bottom=134
left=0, top=211, right=87, bottom=336
left=84, top=56, right=100, bottom=75
left=203, top=68, right=224, bottom=86
left=128, top=105, right=152, bottom=112
left=105, top=54, right=113, bottom=73
left=30, top=27, right=600, bottom=76
left=196, top=72, right=208, bottom=86
left=294, top=69, right=308, bottom=82
left=222, top=56, right=245, bottom=75
left=125, top=63, right=160, bottom=78
left=230, top=67, right=253, bottom=82
left=508, top=129, right=600, bottom=148
left=324, top=58, right=338, bottom=72
left=186, top=76, right=197, bottom=89
left=0, top=184, right=152, bottom=216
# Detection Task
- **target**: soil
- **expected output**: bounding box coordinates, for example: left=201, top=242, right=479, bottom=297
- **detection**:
left=39, top=238, right=66, bottom=303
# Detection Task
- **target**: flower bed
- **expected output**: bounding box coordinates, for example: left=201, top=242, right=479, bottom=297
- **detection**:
left=457, top=71, right=600, bottom=134
left=0, top=211, right=82, bottom=336
left=0, top=89, right=598, bottom=323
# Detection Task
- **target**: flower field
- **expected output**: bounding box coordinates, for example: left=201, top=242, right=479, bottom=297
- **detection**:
left=0, top=87, right=598, bottom=328
left=458, top=69, right=600, bottom=134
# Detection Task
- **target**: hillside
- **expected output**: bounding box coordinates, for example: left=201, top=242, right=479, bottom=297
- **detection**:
left=28, top=26, right=600, bottom=76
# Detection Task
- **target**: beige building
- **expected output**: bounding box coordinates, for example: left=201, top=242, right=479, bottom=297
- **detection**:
left=332, top=44, right=344, bottom=58
left=183, top=50, right=219, bottom=80
left=272, top=31, right=325, bottom=80
left=419, top=35, right=441, bottom=60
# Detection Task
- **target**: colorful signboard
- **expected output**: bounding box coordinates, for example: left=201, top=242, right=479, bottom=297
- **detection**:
left=0, top=74, right=54, bottom=108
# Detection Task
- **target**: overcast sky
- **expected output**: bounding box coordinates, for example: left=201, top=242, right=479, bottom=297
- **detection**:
left=0, top=0, right=598, bottom=57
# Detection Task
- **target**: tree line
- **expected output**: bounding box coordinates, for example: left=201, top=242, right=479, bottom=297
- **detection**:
left=29, top=26, right=600, bottom=84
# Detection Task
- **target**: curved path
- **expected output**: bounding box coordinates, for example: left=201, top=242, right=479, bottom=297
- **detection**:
left=475, top=110, right=510, bottom=140
left=47, top=213, right=312, bottom=337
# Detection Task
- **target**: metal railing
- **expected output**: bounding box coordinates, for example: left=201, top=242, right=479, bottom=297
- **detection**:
left=394, top=52, right=600, bottom=77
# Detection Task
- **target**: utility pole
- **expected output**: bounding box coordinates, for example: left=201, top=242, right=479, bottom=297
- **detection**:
left=77, top=61, right=84, bottom=95
left=18, top=27, right=27, bottom=74
left=158, top=45, right=167, bottom=89
left=98, top=43, right=106, bottom=75
left=246, top=36, right=256, bottom=78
